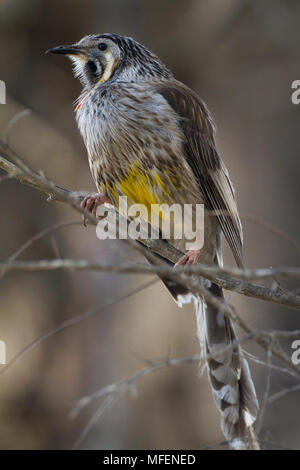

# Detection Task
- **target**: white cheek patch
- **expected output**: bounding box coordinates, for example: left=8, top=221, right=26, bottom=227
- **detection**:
left=99, top=51, right=117, bottom=83
left=68, top=55, right=87, bottom=79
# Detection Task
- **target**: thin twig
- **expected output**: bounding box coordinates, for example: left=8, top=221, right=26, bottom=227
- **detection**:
left=73, top=395, right=117, bottom=450
left=268, top=383, right=300, bottom=404
left=256, top=343, right=273, bottom=434
left=71, top=328, right=300, bottom=418
left=0, top=221, right=80, bottom=281
left=242, top=213, right=300, bottom=258
left=0, top=278, right=158, bottom=378
left=3, top=109, right=32, bottom=146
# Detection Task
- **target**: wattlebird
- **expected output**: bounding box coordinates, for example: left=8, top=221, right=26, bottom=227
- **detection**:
left=47, top=34, right=259, bottom=449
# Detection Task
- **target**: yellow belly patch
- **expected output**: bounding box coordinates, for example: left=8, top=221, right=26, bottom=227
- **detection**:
left=99, top=162, right=183, bottom=236
left=99, top=163, right=189, bottom=239
left=112, top=163, right=168, bottom=210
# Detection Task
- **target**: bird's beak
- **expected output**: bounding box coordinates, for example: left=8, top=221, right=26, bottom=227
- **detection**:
left=45, top=45, right=82, bottom=56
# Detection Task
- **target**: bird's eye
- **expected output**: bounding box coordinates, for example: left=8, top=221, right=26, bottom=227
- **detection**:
left=98, top=43, right=107, bottom=51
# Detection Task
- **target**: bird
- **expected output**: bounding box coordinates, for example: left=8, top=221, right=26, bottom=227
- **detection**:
left=47, top=33, right=259, bottom=449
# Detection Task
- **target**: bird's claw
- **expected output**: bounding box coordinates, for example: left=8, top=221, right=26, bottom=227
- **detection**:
left=81, top=193, right=112, bottom=226
left=175, top=249, right=200, bottom=268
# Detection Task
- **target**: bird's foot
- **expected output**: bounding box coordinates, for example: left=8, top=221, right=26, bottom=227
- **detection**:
left=81, top=192, right=112, bottom=226
left=175, top=249, right=200, bottom=268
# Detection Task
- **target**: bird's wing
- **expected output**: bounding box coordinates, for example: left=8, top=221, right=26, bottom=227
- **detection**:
left=158, top=82, right=244, bottom=268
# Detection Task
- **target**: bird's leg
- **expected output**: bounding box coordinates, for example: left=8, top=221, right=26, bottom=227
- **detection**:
left=175, top=229, right=202, bottom=268
left=81, top=192, right=113, bottom=226
left=175, top=249, right=200, bottom=267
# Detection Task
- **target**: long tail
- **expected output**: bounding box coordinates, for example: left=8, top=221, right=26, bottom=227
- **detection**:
left=144, top=247, right=259, bottom=449
left=195, top=282, right=259, bottom=450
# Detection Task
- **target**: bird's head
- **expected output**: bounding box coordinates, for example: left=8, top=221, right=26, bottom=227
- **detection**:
left=46, top=33, right=171, bottom=90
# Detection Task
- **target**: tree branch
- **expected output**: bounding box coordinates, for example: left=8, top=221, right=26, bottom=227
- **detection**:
left=1, top=140, right=300, bottom=377
left=1, top=258, right=300, bottom=311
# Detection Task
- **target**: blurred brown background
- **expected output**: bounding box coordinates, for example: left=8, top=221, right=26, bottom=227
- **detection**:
left=0, top=0, right=300, bottom=450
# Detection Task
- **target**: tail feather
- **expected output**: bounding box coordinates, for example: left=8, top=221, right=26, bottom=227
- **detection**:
left=196, top=283, right=259, bottom=449
left=146, top=247, right=259, bottom=449
left=162, top=275, right=259, bottom=449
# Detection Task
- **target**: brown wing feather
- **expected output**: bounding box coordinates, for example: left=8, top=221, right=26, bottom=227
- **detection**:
left=158, top=82, right=244, bottom=268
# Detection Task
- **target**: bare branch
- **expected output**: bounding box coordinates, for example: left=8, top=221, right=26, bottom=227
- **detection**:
left=71, top=353, right=204, bottom=419
left=1, top=258, right=300, bottom=312
left=72, top=327, right=300, bottom=418
left=2, top=258, right=300, bottom=281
